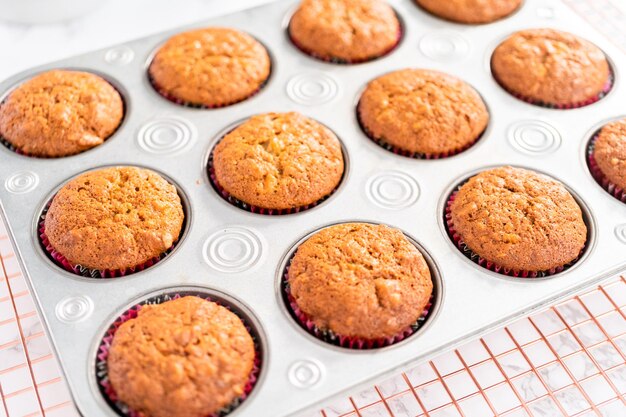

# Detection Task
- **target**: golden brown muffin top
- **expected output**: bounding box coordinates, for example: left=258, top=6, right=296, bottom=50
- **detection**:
left=288, top=223, right=433, bottom=340
left=416, top=0, right=522, bottom=24
left=594, top=118, right=626, bottom=191
left=44, top=166, right=184, bottom=271
left=491, top=29, right=610, bottom=106
left=149, top=27, right=271, bottom=108
left=289, top=0, right=401, bottom=62
left=107, top=296, right=255, bottom=417
left=0, top=70, right=123, bottom=157
left=450, top=167, right=587, bottom=272
left=213, top=112, right=344, bottom=210
left=358, top=69, right=489, bottom=155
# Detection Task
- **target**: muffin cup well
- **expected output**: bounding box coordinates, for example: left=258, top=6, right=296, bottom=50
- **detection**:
left=444, top=190, right=584, bottom=278
left=282, top=262, right=433, bottom=350
left=38, top=203, right=177, bottom=279
left=96, top=293, right=261, bottom=417
left=207, top=150, right=341, bottom=216
left=587, top=132, right=626, bottom=204
left=356, top=105, right=483, bottom=159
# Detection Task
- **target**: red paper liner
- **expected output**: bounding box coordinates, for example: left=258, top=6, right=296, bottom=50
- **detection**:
left=207, top=149, right=341, bottom=215
left=587, top=132, right=626, bottom=204
left=356, top=104, right=483, bottom=159
left=288, top=22, right=403, bottom=65
left=491, top=68, right=614, bottom=109
left=148, top=73, right=269, bottom=109
left=282, top=263, right=433, bottom=349
left=38, top=204, right=176, bottom=279
left=96, top=292, right=261, bottom=417
left=444, top=190, right=584, bottom=278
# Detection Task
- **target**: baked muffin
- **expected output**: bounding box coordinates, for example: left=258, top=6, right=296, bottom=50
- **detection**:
left=0, top=70, right=123, bottom=157
left=149, top=27, right=271, bottom=108
left=287, top=223, right=433, bottom=345
left=590, top=118, right=626, bottom=195
left=416, top=0, right=522, bottom=24
left=43, top=166, right=184, bottom=273
left=107, top=296, right=256, bottom=417
left=211, top=112, right=344, bottom=212
left=448, top=166, right=587, bottom=274
left=491, top=29, right=612, bottom=108
left=289, top=0, right=401, bottom=63
left=358, top=69, right=489, bottom=157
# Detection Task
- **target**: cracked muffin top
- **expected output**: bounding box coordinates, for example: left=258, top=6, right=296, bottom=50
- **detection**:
left=149, top=27, right=271, bottom=108
left=416, top=0, right=522, bottom=24
left=593, top=118, right=626, bottom=190
left=289, top=0, right=401, bottom=63
left=358, top=69, right=489, bottom=156
left=0, top=70, right=123, bottom=157
left=287, top=223, right=433, bottom=340
left=450, top=166, right=587, bottom=272
left=491, top=29, right=611, bottom=107
left=44, top=166, right=184, bottom=271
left=107, top=296, right=256, bottom=417
left=212, top=112, right=344, bottom=210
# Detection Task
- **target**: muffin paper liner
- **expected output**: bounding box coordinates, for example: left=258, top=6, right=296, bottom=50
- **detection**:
left=288, top=24, right=403, bottom=65
left=207, top=151, right=340, bottom=215
left=356, top=105, right=483, bottom=159
left=148, top=74, right=269, bottom=109
left=38, top=204, right=176, bottom=279
left=96, top=293, right=261, bottom=417
left=587, top=132, right=626, bottom=204
left=492, top=70, right=614, bottom=109
left=444, top=190, right=584, bottom=278
left=282, top=263, right=433, bottom=349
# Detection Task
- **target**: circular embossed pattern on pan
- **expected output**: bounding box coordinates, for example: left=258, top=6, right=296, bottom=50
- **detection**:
left=137, top=116, right=196, bottom=155
left=508, top=120, right=561, bottom=155
left=56, top=295, right=94, bottom=323
left=5, top=171, right=39, bottom=194
left=203, top=227, right=264, bottom=273
left=419, top=31, right=470, bottom=61
left=286, top=72, right=340, bottom=106
left=366, top=171, right=420, bottom=209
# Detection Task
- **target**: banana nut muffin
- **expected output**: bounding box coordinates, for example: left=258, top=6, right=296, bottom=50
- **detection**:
left=592, top=118, right=626, bottom=191
left=0, top=70, right=123, bottom=157
left=107, top=296, right=256, bottom=417
left=44, top=166, right=184, bottom=271
left=212, top=112, right=344, bottom=211
left=149, top=27, right=271, bottom=108
left=287, top=223, right=433, bottom=340
left=449, top=166, right=587, bottom=272
left=416, top=0, right=522, bottom=24
left=289, top=0, right=401, bottom=63
left=358, top=69, right=489, bottom=156
left=491, top=29, right=611, bottom=108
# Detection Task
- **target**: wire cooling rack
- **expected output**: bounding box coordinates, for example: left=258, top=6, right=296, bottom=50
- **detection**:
left=1, top=1, right=626, bottom=416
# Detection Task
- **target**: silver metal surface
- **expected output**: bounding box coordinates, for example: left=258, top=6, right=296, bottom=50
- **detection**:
left=1, top=0, right=626, bottom=416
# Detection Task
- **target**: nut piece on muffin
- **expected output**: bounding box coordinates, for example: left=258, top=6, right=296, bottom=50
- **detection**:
left=107, top=296, right=256, bottom=417
left=416, top=0, right=522, bottom=24
left=149, top=27, right=271, bottom=108
left=491, top=29, right=612, bottom=108
left=44, top=166, right=184, bottom=272
left=449, top=166, right=587, bottom=273
left=287, top=223, right=433, bottom=343
left=211, top=112, right=344, bottom=212
left=0, top=70, right=123, bottom=157
left=289, top=0, right=401, bottom=63
left=358, top=69, right=489, bottom=157
left=592, top=118, right=626, bottom=192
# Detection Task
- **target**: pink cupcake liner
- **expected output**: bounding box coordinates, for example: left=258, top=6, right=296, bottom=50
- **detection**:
left=38, top=205, right=176, bottom=279
left=282, top=263, right=433, bottom=349
left=444, top=190, right=584, bottom=278
left=492, top=69, right=614, bottom=109
left=587, top=132, right=626, bottom=204
left=356, top=105, right=483, bottom=159
left=207, top=151, right=340, bottom=215
left=288, top=23, right=403, bottom=65
left=96, top=292, right=261, bottom=417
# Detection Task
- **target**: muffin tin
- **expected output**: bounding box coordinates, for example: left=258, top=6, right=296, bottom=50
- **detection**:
left=1, top=0, right=626, bottom=416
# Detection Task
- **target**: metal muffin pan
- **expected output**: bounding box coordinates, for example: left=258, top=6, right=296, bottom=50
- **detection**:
left=1, top=0, right=626, bottom=416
